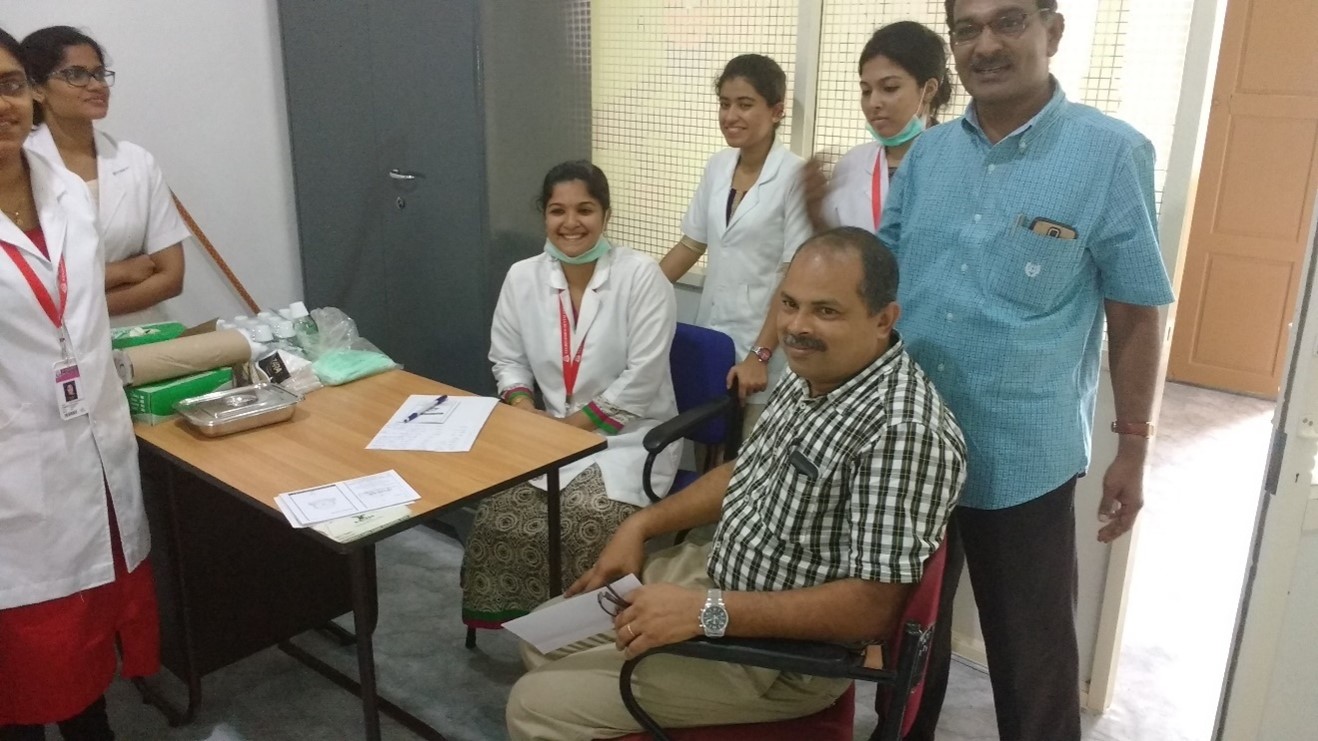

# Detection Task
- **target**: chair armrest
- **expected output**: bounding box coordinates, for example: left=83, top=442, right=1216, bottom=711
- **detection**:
left=646, top=636, right=893, bottom=682
left=642, top=396, right=735, bottom=454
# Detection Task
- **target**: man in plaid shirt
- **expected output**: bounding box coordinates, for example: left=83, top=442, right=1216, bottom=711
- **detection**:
left=506, top=227, right=967, bottom=740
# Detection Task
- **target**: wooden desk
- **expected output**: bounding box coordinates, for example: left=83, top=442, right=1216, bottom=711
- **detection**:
left=134, top=370, right=605, bottom=741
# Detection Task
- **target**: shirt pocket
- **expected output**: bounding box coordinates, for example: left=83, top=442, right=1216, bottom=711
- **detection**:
left=759, top=448, right=842, bottom=545
left=985, top=226, right=1087, bottom=314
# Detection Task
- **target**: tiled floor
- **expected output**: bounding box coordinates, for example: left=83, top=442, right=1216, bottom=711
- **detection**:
left=96, top=382, right=1274, bottom=740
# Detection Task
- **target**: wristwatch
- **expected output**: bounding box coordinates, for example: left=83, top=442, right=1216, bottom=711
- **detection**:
left=750, top=346, right=772, bottom=363
left=699, top=589, right=728, bottom=638
left=1111, top=420, right=1155, bottom=438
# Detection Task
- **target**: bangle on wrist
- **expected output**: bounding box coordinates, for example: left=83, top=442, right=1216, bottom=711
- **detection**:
left=1111, top=420, right=1155, bottom=438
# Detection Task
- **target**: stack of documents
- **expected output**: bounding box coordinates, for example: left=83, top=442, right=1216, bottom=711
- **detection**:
left=504, top=575, right=643, bottom=653
left=274, top=470, right=420, bottom=529
left=367, top=395, right=498, bottom=453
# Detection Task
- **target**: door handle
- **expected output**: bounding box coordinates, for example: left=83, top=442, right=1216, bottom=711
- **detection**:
left=388, top=168, right=426, bottom=181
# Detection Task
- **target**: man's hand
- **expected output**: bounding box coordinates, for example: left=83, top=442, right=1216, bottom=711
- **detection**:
left=566, top=520, right=647, bottom=596
left=726, top=355, right=768, bottom=403
left=1098, top=448, right=1146, bottom=543
left=802, top=155, right=830, bottom=232
left=614, top=583, right=705, bottom=657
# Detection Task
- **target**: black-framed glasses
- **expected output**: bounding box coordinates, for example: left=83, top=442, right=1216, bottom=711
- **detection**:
left=950, top=8, right=1050, bottom=45
left=0, top=76, right=29, bottom=98
left=596, top=584, right=630, bottom=618
left=50, top=66, right=115, bottom=88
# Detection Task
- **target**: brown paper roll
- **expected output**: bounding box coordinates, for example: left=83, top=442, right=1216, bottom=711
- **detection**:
left=124, top=330, right=253, bottom=386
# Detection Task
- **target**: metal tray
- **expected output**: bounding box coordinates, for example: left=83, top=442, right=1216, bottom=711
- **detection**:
left=175, top=383, right=303, bottom=437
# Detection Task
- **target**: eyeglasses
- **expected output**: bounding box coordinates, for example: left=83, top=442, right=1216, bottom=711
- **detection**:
left=950, top=8, right=1051, bottom=46
left=50, top=66, right=115, bottom=88
left=596, top=584, right=630, bottom=618
left=0, top=77, right=30, bottom=98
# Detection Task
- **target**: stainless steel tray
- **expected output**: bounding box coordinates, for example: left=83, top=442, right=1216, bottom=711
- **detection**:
left=175, top=383, right=302, bottom=437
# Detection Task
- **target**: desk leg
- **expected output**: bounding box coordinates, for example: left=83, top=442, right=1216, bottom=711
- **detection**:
left=134, top=456, right=203, bottom=726
left=351, top=546, right=382, bottom=741
left=547, top=468, right=562, bottom=598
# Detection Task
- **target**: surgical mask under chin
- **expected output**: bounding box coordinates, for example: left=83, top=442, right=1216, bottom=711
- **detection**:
left=868, top=114, right=925, bottom=147
left=545, top=236, right=611, bottom=265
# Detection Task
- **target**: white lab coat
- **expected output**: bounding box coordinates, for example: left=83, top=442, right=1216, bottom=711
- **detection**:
left=823, top=140, right=889, bottom=231
left=26, top=125, right=191, bottom=327
left=681, top=141, right=812, bottom=404
left=490, top=246, right=680, bottom=509
left=0, top=150, right=148, bottom=611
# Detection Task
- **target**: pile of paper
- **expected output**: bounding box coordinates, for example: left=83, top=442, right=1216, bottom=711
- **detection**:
left=274, top=470, right=420, bottom=529
left=367, top=395, right=498, bottom=453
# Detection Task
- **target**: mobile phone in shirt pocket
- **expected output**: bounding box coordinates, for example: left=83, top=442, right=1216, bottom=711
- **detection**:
left=985, top=224, right=1087, bottom=314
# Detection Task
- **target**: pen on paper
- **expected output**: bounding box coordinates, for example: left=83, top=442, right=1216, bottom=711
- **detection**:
left=403, top=395, right=448, bottom=423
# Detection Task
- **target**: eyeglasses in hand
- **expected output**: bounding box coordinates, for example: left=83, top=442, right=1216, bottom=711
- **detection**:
left=597, top=583, right=630, bottom=618
left=50, top=66, right=116, bottom=88
left=950, top=8, right=1050, bottom=46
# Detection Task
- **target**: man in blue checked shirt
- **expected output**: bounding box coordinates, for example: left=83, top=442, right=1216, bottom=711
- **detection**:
left=879, top=1, right=1175, bottom=740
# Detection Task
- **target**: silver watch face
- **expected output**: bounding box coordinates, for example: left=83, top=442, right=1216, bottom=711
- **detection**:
left=701, top=605, right=729, bottom=635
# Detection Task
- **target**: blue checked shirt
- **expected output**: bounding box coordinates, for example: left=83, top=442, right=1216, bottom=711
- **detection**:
left=879, top=83, right=1174, bottom=510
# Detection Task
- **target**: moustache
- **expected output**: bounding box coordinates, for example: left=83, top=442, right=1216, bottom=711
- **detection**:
left=782, top=333, right=826, bottom=351
left=970, top=55, right=1012, bottom=73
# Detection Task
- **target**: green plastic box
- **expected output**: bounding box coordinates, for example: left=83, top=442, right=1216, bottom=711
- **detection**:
left=111, top=322, right=188, bottom=350
left=126, top=367, right=233, bottom=425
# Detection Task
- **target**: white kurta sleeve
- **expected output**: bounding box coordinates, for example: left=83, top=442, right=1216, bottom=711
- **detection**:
left=488, top=271, right=536, bottom=399
left=588, top=261, right=676, bottom=430
left=141, top=151, right=191, bottom=254
left=781, top=158, right=814, bottom=264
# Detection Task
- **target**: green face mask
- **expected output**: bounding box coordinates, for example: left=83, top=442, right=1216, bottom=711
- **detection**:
left=868, top=114, right=926, bottom=147
left=545, top=236, right=612, bottom=265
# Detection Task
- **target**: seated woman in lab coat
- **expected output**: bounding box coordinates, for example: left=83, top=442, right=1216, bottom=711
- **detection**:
left=21, top=26, right=190, bottom=327
left=0, top=27, right=159, bottom=740
left=462, top=161, right=680, bottom=632
left=658, top=54, right=812, bottom=435
left=802, top=21, right=953, bottom=233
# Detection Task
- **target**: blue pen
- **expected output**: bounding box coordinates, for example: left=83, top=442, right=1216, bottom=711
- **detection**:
left=403, top=395, right=448, bottom=423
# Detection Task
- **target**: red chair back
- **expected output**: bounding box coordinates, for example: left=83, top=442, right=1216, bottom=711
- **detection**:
left=884, top=541, right=948, bottom=737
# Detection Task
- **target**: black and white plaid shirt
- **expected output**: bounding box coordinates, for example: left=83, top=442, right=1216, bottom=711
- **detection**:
left=707, top=334, right=966, bottom=591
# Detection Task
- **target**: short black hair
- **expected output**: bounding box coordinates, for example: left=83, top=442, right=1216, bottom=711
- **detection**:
left=794, top=227, right=899, bottom=314
left=0, top=28, right=23, bottom=67
left=859, top=21, right=954, bottom=124
left=945, top=0, right=1058, bottom=26
left=20, top=26, right=107, bottom=125
left=536, top=160, right=611, bottom=213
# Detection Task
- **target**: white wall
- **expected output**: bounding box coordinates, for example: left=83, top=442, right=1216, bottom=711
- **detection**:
left=5, top=0, right=301, bottom=326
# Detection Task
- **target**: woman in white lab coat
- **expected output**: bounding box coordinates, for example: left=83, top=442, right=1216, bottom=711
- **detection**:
left=803, top=21, right=952, bottom=233
left=658, top=54, right=812, bottom=434
left=462, top=161, right=679, bottom=632
left=22, top=26, right=190, bottom=327
left=0, top=28, right=158, bottom=739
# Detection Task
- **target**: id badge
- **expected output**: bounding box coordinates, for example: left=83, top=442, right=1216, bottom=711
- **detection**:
left=54, top=359, right=89, bottom=420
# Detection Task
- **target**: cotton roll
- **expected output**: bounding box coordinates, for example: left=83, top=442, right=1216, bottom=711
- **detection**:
left=122, top=329, right=255, bottom=386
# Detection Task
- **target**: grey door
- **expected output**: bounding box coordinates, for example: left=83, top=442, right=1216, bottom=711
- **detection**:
left=279, top=0, right=490, bottom=392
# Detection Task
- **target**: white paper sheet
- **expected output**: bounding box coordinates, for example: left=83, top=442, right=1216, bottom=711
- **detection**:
left=366, top=395, right=498, bottom=453
left=274, top=470, right=421, bottom=528
left=503, top=575, right=643, bottom=654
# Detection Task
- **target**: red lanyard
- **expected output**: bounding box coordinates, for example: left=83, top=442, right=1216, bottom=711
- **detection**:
left=558, top=292, right=588, bottom=403
left=2, top=240, right=67, bottom=331
left=871, top=148, right=886, bottom=231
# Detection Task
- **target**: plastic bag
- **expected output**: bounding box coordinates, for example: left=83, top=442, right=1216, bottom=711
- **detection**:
left=306, top=307, right=400, bottom=385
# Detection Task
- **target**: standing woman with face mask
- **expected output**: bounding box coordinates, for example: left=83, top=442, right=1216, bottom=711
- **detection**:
left=659, top=54, right=812, bottom=436
left=0, top=27, right=159, bottom=741
left=21, top=26, right=190, bottom=327
left=803, top=21, right=953, bottom=233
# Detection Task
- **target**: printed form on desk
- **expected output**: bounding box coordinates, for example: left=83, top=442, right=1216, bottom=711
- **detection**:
left=274, top=469, right=420, bottom=528
left=367, top=394, right=499, bottom=453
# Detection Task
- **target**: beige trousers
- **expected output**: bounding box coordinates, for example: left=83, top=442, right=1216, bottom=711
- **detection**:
left=505, top=542, right=851, bottom=741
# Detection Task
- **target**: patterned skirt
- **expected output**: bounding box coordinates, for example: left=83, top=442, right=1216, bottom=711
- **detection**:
left=461, top=464, right=637, bottom=628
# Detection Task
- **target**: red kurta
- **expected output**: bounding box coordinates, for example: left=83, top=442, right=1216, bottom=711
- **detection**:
left=0, top=227, right=160, bottom=725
